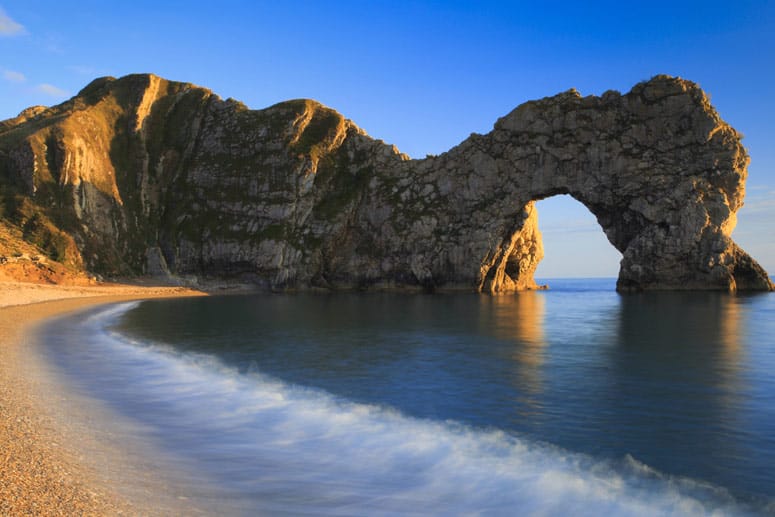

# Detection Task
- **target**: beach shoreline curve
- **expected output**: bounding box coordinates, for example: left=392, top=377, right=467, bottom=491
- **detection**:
left=0, top=281, right=209, bottom=516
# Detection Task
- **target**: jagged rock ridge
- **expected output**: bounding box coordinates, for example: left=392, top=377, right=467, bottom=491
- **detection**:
left=0, top=73, right=771, bottom=291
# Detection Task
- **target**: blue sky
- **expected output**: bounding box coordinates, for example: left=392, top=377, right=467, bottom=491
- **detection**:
left=1, top=1, right=773, bottom=277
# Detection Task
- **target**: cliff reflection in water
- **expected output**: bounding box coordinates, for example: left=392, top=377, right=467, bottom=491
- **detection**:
left=481, top=293, right=547, bottom=415
left=608, top=292, right=749, bottom=488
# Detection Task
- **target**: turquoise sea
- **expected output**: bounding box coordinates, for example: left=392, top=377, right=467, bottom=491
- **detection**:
left=39, top=279, right=775, bottom=515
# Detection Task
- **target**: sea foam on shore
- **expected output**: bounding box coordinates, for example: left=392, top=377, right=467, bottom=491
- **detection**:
left=36, top=300, right=771, bottom=516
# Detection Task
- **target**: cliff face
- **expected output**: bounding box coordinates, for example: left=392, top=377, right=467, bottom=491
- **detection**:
left=0, top=73, right=771, bottom=291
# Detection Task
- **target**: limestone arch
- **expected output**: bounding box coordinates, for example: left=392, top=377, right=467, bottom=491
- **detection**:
left=434, top=77, right=772, bottom=293
left=477, top=185, right=641, bottom=294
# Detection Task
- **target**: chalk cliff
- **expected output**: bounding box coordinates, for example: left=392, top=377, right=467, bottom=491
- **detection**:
left=0, top=73, right=771, bottom=291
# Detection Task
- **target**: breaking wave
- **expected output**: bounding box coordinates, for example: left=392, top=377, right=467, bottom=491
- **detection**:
left=40, top=302, right=771, bottom=516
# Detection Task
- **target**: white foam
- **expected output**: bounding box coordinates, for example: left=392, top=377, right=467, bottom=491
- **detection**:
left=44, top=303, right=767, bottom=516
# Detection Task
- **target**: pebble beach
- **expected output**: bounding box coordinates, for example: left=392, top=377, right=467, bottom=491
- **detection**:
left=0, top=282, right=206, bottom=516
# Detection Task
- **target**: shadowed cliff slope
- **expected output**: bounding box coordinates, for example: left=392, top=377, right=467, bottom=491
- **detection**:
left=0, top=73, right=771, bottom=291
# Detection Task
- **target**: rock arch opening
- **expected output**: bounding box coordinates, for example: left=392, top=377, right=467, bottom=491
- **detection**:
left=478, top=191, right=626, bottom=294
left=533, top=194, right=622, bottom=282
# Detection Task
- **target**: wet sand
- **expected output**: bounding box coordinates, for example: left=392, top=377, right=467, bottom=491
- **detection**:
left=0, top=281, right=210, bottom=515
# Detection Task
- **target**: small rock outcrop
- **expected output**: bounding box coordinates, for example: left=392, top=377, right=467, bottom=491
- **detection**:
left=0, top=73, right=771, bottom=291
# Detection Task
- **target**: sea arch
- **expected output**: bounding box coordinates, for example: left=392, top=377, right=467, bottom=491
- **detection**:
left=397, top=76, right=772, bottom=292
left=476, top=179, right=652, bottom=293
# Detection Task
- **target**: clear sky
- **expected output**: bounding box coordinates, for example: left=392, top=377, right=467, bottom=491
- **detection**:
left=1, top=1, right=773, bottom=277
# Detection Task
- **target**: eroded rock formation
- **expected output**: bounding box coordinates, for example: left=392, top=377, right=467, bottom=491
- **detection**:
left=0, top=73, right=771, bottom=291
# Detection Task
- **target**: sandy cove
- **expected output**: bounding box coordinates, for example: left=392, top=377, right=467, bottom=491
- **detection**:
left=0, top=281, right=210, bottom=516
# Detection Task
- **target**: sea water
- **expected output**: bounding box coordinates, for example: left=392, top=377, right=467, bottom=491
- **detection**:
left=38, top=279, right=775, bottom=515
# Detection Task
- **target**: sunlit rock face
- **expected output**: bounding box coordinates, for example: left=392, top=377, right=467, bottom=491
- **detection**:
left=0, top=73, right=771, bottom=291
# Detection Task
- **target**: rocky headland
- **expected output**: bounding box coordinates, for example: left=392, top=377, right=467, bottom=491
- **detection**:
left=0, top=73, right=771, bottom=291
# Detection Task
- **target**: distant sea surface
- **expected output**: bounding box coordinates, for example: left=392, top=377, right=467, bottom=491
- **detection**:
left=40, top=278, right=775, bottom=515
